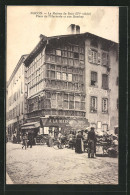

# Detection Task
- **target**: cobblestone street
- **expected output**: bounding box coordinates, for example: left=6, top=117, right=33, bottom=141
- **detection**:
left=6, top=142, right=118, bottom=184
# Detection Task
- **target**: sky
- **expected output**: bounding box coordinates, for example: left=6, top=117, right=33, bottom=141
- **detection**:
left=7, top=6, right=119, bottom=81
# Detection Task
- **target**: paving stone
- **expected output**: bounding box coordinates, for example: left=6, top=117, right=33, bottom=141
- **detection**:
left=6, top=142, right=118, bottom=185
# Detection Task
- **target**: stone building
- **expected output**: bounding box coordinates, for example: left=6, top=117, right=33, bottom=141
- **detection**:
left=6, top=55, right=28, bottom=141
left=22, top=25, right=118, bottom=135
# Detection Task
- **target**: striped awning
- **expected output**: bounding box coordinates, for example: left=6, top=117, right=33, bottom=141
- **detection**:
left=21, top=122, right=40, bottom=130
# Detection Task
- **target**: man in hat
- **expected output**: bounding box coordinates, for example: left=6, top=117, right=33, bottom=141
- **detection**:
left=87, top=127, right=96, bottom=158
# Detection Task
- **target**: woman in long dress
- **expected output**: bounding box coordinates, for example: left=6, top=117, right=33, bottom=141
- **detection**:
left=75, top=131, right=84, bottom=153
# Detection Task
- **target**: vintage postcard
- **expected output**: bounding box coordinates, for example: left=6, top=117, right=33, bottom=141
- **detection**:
left=6, top=6, right=119, bottom=185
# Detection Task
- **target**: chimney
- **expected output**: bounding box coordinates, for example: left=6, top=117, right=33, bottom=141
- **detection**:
left=76, top=25, right=80, bottom=34
left=67, top=24, right=80, bottom=34
left=39, top=34, right=47, bottom=40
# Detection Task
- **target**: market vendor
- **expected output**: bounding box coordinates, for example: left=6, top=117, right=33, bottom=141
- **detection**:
left=87, top=127, right=97, bottom=158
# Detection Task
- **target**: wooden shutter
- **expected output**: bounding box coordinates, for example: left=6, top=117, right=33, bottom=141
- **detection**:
left=97, top=52, right=101, bottom=65
left=88, top=49, right=92, bottom=62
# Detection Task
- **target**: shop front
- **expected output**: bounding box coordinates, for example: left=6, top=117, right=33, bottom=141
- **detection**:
left=21, top=122, right=40, bottom=144
left=40, top=117, right=72, bottom=138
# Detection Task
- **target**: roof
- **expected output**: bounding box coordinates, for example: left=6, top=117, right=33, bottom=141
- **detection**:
left=24, top=32, right=118, bottom=66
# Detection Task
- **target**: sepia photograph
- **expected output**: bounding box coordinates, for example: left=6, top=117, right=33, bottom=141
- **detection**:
left=6, top=6, right=119, bottom=185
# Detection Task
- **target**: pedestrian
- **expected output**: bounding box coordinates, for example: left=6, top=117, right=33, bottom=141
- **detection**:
left=27, top=131, right=33, bottom=148
left=87, top=127, right=97, bottom=158
left=17, top=132, right=21, bottom=144
left=75, top=131, right=84, bottom=153
left=13, top=133, right=17, bottom=143
left=22, top=132, right=28, bottom=150
left=68, top=131, right=74, bottom=149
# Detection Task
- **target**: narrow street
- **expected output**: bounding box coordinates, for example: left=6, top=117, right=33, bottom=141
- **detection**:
left=6, top=142, right=118, bottom=184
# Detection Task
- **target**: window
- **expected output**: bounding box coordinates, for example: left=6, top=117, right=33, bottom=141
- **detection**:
left=46, top=55, right=50, bottom=62
left=68, top=45, right=73, bottom=51
left=63, top=82, right=67, bottom=89
left=69, top=95, right=74, bottom=101
left=74, top=83, right=78, bottom=91
left=88, top=49, right=99, bottom=64
left=75, top=102, right=80, bottom=110
left=80, top=102, right=85, bottom=110
left=74, top=52, right=79, bottom=59
left=62, top=73, right=67, bottom=80
left=69, top=101, right=74, bottom=109
left=57, top=93, right=62, bottom=100
left=55, top=56, right=61, bottom=63
left=102, top=98, right=108, bottom=113
left=56, top=50, right=61, bottom=56
left=92, top=51, right=97, bottom=64
left=68, top=52, right=73, bottom=58
left=68, top=82, right=73, bottom=90
left=62, top=51, right=67, bottom=57
left=62, top=58, right=67, bottom=65
left=50, top=71, right=55, bottom=78
left=56, top=81, right=61, bottom=89
left=79, top=54, right=84, bottom=61
left=50, top=64, right=55, bottom=70
left=73, top=46, right=78, bottom=52
left=73, top=74, right=78, bottom=82
left=50, top=55, right=55, bottom=62
left=52, top=110, right=57, bottom=115
left=64, top=94, right=68, bottom=100
left=75, top=95, right=80, bottom=101
left=56, top=66, right=61, bottom=71
left=102, top=52, right=109, bottom=66
left=57, top=99, right=63, bottom=108
left=79, top=75, right=83, bottom=82
left=68, top=59, right=73, bottom=66
left=102, top=74, right=108, bottom=89
left=45, top=99, right=51, bottom=108
left=74, top=59, right=79, bottom=66
left=63, top=101, right=68, bottom=109
left=97, top=121, right=101, bottom=129
left=51, top=99, right=56, bottom=108
left=57, top=72, right=61, bottom=80
left=62, top=67, right=67, bottom=72
left=90, top=96, right=97, bottom=113
left=91, top=72, right=97, bottom=86
left=51, top=93, right=56, bottom=100
left=79, top=47, right=84, bottom=54
left=68, top=74, right=72, bottom=81
left=68, top=68, right=72, bottom=73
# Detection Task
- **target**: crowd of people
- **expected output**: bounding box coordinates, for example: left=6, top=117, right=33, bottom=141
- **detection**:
left=49, top=127, right=97, bottom=158
left=53, top=127, right=118, bottom=158
left=11, top=127, right=118, bottom=157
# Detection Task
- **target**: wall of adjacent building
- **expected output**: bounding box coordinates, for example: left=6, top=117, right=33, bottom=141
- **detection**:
left=7, top=61, right=27, bottom=138
left=109, top=46, right=119, bottom=129
left=84, top=37, right=118, bottom=131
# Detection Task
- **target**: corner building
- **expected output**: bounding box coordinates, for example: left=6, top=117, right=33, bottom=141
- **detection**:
left=23, top=29, right=118, bottom=135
